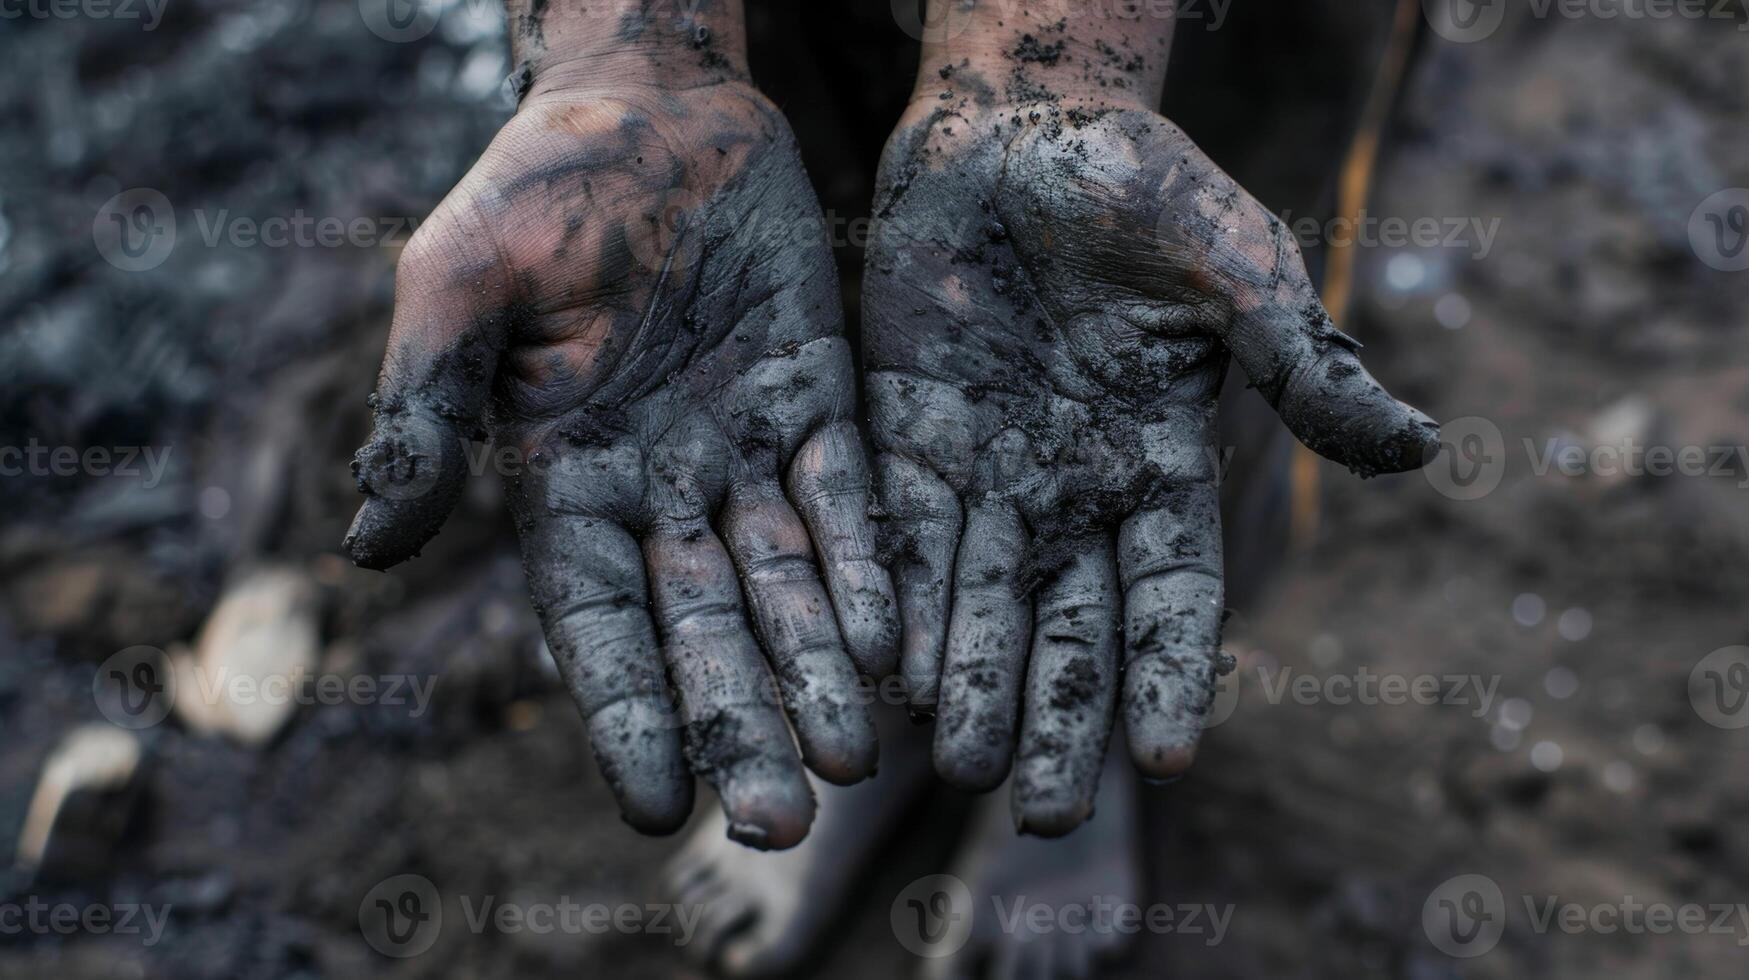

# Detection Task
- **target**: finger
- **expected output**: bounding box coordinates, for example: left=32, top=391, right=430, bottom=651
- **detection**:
left=934, top=498, right=1031, bottom=792
left=787, top=421, right=901, bottom=677
left=1225, top=295, right=1439, bottom=478
left=873, top=452, right=962, bottom=716
left=343, top=221, right=511, bottom=569
left=645, top=523, right=815, bottom=850
left=1012, top=539, right=1121, bottom=837
left=516, top=512, right=692, bottom=834
left=721, top=480, right=877, bottom=786
left=1117, top=483, right=1225, bottom=780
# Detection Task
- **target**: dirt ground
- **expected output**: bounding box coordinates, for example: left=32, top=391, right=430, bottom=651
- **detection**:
left=2, top=2, right=1747, bottom=978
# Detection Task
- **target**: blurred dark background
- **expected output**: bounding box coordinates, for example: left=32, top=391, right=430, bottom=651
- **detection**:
left=2, top=0, right=1747, bottom=976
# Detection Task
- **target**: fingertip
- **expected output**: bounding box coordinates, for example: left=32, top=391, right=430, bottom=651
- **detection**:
left=1286, top=359, right=1441, bottom=478
left=1120, top=651, right=1211, bottom=782
left=798, top=709, right=879, bottom=787
left=1128, top=740, right=1198, bottom=783
left=341, top=501, right=408, bottom=570
left=586, top=699, right=694, bottom=836
left=617, top=785, right=695, bottom=837
left=1347, top=393, right=1442, bottom=478
left=343, top=417, right=467, bottom=567
left=1013, top=796, right=1094, bottom=838
left=720, top=777, right=815, bottom=851
left=932, top=740, right=1009, bottom=794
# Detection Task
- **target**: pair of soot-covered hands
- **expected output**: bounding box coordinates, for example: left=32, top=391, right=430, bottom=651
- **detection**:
left=344, top=1, right=1439, bottom=849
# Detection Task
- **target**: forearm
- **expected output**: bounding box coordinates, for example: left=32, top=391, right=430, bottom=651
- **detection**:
left=507, top=0, right=749, bottom=97
left=912, top=0, right=1175, bottom=108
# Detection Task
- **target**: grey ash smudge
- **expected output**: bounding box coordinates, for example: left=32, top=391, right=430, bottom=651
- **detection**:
left=520, top=0, right=548, bottom=43
left=508, top=62, right=534, bottom=105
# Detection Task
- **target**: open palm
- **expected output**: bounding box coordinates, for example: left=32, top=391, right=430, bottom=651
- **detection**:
left=865, top=99, right=1437, bottom=835
left=346, top=82, right=897, bottom=849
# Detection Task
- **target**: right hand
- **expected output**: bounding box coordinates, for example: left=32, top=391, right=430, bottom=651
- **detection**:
left=345, top=80, right=897, bottom=850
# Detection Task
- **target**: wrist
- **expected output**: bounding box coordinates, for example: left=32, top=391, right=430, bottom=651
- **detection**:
left=910, top=0, right=1174, bottom=110
left=509, top=0, right=749, bottom=101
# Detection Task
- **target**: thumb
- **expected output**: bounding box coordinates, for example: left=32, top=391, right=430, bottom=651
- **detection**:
left=1224, top=296, right=1439, bottom=478
left=344, top=226, right=509, bottom=569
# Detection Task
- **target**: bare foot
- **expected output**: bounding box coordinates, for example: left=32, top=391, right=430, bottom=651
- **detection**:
left=664, top=704, right=933, bottom=976
left=921, top=748, right=1142, bottom=980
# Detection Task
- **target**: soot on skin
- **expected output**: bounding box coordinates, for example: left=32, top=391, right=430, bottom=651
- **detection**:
left=348, top=82, right=892, bottom=843
left=864, top=22, right=1436, bottom=821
